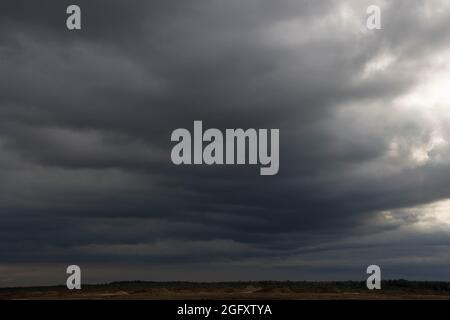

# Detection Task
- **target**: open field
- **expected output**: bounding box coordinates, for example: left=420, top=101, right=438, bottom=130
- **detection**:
left=1, top=280, right=450, bottom=300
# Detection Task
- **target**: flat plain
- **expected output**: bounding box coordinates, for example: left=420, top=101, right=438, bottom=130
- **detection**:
left=1, top=280, right=450, bottom=300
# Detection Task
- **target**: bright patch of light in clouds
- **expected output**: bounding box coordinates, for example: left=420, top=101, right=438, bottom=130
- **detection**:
left=381, top=198, right=450, bottom=231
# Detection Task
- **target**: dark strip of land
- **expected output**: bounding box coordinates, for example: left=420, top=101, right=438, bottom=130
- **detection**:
left=1, top=280, right=450, bottom=300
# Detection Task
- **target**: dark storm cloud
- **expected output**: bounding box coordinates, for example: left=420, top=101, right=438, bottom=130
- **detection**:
left=1, top=0, right=450, bottom=285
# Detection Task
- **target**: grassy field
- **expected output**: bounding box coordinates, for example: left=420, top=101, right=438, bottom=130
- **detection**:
left=1, top=280, right=450, bottom=300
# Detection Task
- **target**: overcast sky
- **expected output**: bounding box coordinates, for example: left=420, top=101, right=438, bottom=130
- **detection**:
left=1, top=0, right=450, bottom=286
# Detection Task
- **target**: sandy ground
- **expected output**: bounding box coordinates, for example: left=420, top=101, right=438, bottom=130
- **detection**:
left=2, top=284, right=450, bottom=300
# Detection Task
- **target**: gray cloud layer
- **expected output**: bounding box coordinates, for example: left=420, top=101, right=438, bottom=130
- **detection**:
left=1, top=0, right=450, bottom=286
